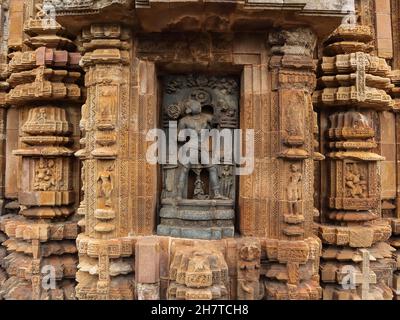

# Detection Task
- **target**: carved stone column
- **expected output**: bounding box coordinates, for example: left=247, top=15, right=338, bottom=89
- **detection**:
left=0, top=6, right=81, bottom=299
left=0, top=0, right=9, bottom=295
left=314, top=20, right=395, bottom=300
left=263, top=28, right=322, bottom=299
left=388, top=70, right=400, bottom=299
left=76, top=24, right=134, bottom=300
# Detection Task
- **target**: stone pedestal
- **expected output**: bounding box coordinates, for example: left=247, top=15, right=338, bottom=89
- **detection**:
left=158, top=199, right=235, bottom=240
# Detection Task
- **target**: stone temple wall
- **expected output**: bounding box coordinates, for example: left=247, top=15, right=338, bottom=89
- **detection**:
left=0, top=0, right=399, bottom=300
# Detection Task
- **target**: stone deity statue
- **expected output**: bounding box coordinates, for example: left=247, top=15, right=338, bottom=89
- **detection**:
left=176, top=99, right=227, bottom=200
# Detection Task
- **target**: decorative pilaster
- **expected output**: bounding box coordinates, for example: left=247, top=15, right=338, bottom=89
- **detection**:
left=263, top=28, right=322, bottom=299
left=389, top=70, right=400, bottom=299
left=76, top=23, right=135, bottom=300
left=314, top=18, right=395, bottom=300
left=0, top=5, right=81, bottom=299
left=0, top=0, right=10, bottom=297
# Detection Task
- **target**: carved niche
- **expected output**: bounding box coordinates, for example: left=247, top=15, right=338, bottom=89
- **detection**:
left=157, top=74, right=240, bottom=240
left=14, top=106, right=75, bottom=214
left=327, top=111, right=384, bottom=221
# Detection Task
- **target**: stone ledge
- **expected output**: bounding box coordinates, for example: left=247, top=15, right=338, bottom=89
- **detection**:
left=318, top=222, right=392, bottom=248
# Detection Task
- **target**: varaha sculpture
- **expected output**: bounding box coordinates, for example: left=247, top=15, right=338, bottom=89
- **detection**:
left=0, top=0, right=399, bottom=300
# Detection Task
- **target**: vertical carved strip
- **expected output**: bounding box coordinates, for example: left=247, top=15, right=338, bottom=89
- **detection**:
left=263, top=27, right=322, bottom=300
left=239, top=65, right=255, bottom=236
left=77, top=23, right=135, bottom=300
left=131, top=60, right=157, bottom=236
left=0, top=0, right=9, bottom=294
left=1, top=4, right=81, bottom=300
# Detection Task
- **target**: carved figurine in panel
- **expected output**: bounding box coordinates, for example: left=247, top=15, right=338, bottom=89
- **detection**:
left=34, top=158, right=56, bottom=191
left=287, top=163, right=303, bottom=216
left=283, top=162, right=306, bottom=236
left=278, top=89, right=310, bottom=159
left=345, top=163, right=367, bottom=199
left=94, top=163, right=116, bottom=235
left=327, top=111, right=383, bottom=222
left=97, top=165, right=114, bottom=209
left=96, top=85, right=118, bottom=130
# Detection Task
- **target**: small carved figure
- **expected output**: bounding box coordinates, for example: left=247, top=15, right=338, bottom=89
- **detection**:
left=285, top=93, right=305, bottom=144
left=98, top=166, right=114, bottom=207
left=35, top=3, right=47, bottom=20
left=217, top=98, right=228, bottom=111
left=193, top=174, right=208, bottom=200
left=287, top=164, right=302, bottom=215
left=99, top=87, right=117, bottom=123
left=218, top=98, right=237, bottom=127
left=80, top=104, right=88, bottom=129
left=345, top=164, right=367, bottom=198
left=352, top=112, right=370, bottom=129
left=220, top=165, right=233, bottom=199
left=34, top=2, right=56, bottom=27
left=342, top=13, right=358, bottom=26
left=35, top=108, right=47, bottom=123
left=34, top=159, right=56, bottom=191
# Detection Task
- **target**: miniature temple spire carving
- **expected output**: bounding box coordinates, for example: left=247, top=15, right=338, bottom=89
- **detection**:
left=315, top=16, right=396, bottom=300
left=0, top=2, right=81, bottom=299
